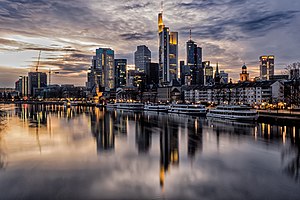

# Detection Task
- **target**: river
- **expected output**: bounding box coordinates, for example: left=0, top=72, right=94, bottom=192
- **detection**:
left=0, top=104, right=299, bottom=199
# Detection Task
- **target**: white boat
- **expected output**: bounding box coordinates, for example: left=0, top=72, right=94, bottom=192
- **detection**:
left=144, top=104, right=169, bottom=112
left=116, top=102, right=144, bottom=111
left=207, top=105, right=257, bottom=121
left=106, top=103, right=118, bottom=109
left=168, top=104, right=206, bottom=115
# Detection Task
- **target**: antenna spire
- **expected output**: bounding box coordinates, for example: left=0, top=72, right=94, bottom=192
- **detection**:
left=160, top=1, right=163, bottom=13
left=189, top=29, right=192, bottom=41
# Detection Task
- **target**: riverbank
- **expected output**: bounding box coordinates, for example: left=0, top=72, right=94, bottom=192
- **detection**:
left=258, top=109, right=300, bottom=124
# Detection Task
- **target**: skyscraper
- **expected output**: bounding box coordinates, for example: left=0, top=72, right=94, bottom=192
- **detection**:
left=203, top=61, right=213, bottom=85
left=158, top=10, right=178, bottom=84
left=28, top=72, right=47, bottom=96
left=220, top=70, right=229, bottom=84
left=89, top=48, right=115, bottom=94
left=169, top=32, right=178, bottom=80
left=114, top=59, right=127, bottom=88
left=134, top=45, right=151, bottom=73
left=186, top=31, right=203, bottom=85
left=260, top=55, right=274, bottom=80
left=148, top=63, right=159, bottom=85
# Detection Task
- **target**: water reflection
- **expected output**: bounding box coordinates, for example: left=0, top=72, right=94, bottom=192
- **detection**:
left=282, top=126, right=300, bottom=182
left=0, top=104, right=299, bottom=199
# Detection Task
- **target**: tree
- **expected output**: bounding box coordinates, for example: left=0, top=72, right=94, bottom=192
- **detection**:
left=285, top=62, right=300, bottom=108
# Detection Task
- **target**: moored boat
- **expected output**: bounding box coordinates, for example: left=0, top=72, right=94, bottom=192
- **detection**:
left=207, top=105, right=257, bottom=121
left=144, top=103, right=169, bottom=112
left=116, top=102, right=144, bottom=111
left=168, top=104, right=206, bottom=115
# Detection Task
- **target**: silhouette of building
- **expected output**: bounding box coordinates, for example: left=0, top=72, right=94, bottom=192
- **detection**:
left=186, top=31, right=203, bottom=85
left=114, top=59, right=127, bottom=88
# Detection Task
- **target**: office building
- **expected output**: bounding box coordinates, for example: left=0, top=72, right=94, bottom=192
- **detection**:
left=186, top=32, right=203, bottom=85
left=220, top=70, right=229, bottom=84
left=147, top=63, right=159, bottom=85
left=114, top=59, right=127, bottom=88
left=203, top=61, right=213, bottom=85
left=260, top=55, right=274, bottom=80
left=158, top=11, right=178, bottom=84
left=134, top=45, right=151, bottom=73
left=28, top=72, right=47, bottom=96
left=88, top=48, right=115, bottom=95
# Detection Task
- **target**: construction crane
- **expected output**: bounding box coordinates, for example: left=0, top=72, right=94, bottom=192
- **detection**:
left=36, top=50, right=41, bottom=72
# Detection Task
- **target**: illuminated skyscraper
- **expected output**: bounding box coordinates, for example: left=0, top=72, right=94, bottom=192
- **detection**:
left=203, top=61, right=213, bottom=85
left=158, top=10, right=178, bottom=84
left=134, top=45, right=151, bottom=73
left=260, top=55, right=274, bottom=80
left=114, top=59, right=127, bottom=88
left=186, top=31, right=203, bottom=85
left=28, top=72, right=47, bottom=97
left=89, top=48, right=115, bottom=94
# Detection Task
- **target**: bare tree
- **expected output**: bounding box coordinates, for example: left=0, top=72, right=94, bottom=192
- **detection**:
left=285, top=62, right=300, bottom=108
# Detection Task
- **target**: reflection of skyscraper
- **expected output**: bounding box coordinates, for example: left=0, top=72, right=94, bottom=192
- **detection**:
left=91, top=111, right=115, bottom=152
left=159, top=117, right=179, bottom=188
left=114, top=112, right=128, bottom=136
left=136, top=116, right=152, bottom=153
left=188, top=119, right=203, bottom=159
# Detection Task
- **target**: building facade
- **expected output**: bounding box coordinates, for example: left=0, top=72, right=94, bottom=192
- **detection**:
left=187, top=35, right=203, bottom=85
left=88, top=48, right=115, bottom=95
left=260, top=55, right=275, bottom=80
left=240, top=64, right=249, bottom=82
left=134, top=45, right=151, bottom=73
left=158, top=11, right=178, bottom=84
left=28, top=72, right=47, bottom=97
left=114, top=59, right=127, bottom=88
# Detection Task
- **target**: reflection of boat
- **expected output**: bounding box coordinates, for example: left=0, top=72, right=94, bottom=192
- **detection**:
left=116, top=102, right=144, bottom=111
left=106, top=103, right=118, bottom=109
left=64, top=101, right=71, bottom=108
left=144, top=104, right=169, bottom=112
left=168, top=104, right=206, bottom=115
left=207, top=105, right=257, bottom=121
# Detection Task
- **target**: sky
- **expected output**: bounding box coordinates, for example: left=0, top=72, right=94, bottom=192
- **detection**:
left=0, top=0, right=299, bottom=87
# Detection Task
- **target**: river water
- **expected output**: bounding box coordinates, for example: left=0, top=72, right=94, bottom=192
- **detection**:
left=0, top=104, right=299, bottom=200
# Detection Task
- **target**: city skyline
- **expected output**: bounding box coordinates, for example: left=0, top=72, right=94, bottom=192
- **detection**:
left=0, top=0, right=300, bottom=87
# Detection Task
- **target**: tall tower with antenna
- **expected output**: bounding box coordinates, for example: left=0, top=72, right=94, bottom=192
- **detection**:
left=158, top=1, right=178, bottom=84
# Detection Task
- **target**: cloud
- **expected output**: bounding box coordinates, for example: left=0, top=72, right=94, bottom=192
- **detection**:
left=0, top=0, right=300, bottom=87
left=119, top=31, right=156, bottom=41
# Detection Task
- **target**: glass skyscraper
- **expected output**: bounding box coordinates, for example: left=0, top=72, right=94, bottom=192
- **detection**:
left=134, top=45, right=151, bottom=73
left=260, top=55, right=274, bottom=80
left=114, top=59, right=127, bottom=88
left=158, top=11, right=178, bottom=84
left=186, top=34, right=203, bottom=85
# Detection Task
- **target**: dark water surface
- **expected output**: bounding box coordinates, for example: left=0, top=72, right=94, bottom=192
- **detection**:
left=0, top=104, right=299, bottom=200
